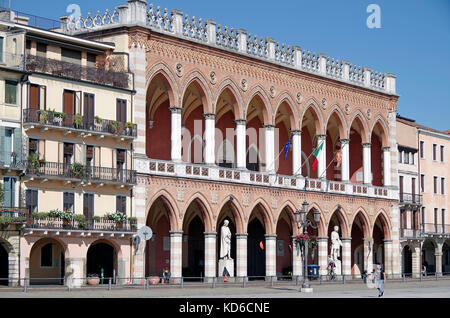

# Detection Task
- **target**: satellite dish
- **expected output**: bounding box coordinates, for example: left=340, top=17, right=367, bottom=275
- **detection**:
left=138, top=226, right=153, bottom=241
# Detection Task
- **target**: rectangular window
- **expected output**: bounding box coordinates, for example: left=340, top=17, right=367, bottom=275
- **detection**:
left=443, top=209, right=446, bottom=233
left=441, top=146, right=445, bottom=162
left=63, top=192, right=74, bottom=213
left=403, top=151, right=409, bottom=164
left=420, top=174, right=425, bottom=193
left=0, top=37, right=3, bottom=62
left=398, top=150, right=402, bottom=163
left=421, top=207, right=426, bottom=231
left=83, top=193, right=94, bottom=219
left=26, top=189, right=38, bottom=213
left=116, top=195, right=126, bottom=214
left=433, top=144, right=437, bottom=161
left=40, top=243, right=53, bottom=267
left=420, top=141, right=424, bottom=159
left=116, top=99, right=127, bottom=123
left=2, top=177, right=16, bottom=207
left=61, top=48, right=81, bottom=65
left=442, top=178, right=445, bottom=195
left=87, top=53, right=96, bottom=68
left=5, top=80, right=17, bottom=104
left=411, top=152, right=414, bottom=165
left=36, top=42, right=47, bottom=58
left=435, top=208, right=439, bottom=233
left=434, top=177, right=438, bottom=194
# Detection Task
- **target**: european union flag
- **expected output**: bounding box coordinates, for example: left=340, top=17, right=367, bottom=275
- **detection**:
left=283, top=134, right=293, bottom=160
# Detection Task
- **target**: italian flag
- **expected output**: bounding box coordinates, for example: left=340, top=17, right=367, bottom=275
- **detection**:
left=312, top=141, right=324, bottom=171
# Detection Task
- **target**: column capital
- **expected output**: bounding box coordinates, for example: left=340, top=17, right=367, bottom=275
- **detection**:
left=382, top=146, right=391, bottom=151
left=383, top=239, right=393, bottom=244
left=264, top=234, right=277, bottom=240
left=316, top=134, right=327, bottom=140
left=169, top=231, right=184, bottom=236
left=235, top=119, right=247, bottom=125
left=362, top=143, right=372, bottom=148
left=317, top=236, right=328, bottom=242
left=235, top=233, right=248, bottom=238
left=341, top=237, right=352, bottom=242
left=204, top=232, right=217, bottom=238
left=340, top=138, right=350, bottom=145
left=169, top=107, right=182, bottom=114
left=291, top=130, right=302, bottom=135
left=203, top=113, right=216, bottom=119
left=264, top=124, right=275, bottom=130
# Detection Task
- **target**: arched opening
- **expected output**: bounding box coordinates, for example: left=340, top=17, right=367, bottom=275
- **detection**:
left=349, top=116, right=366, bottom=184
left=216, top=201, right=239, bottom=276
left=145, top=196, right=173, bottom=277
left=0, top=243, right=8, bottom=285
left=146, top=72, right=174, bottom=160
left=421, top=239, right=436, bottom=274
left=351, top=212, right=368, bottom=276
left=182, top=199, right=210, bottom=280
left=327, top=210, right=348, bottom=274
left=181, top=79, right=209, bottom=164
left=276, top=208, right=294, bottom=279
left=246, top=93, right=268, bottom=172
left=371, top=121, right=386, bottom=186
left=301, top=105, right=321, bottom=178
left=443, top=241, right=450, bottom=275
left=305, top=208, right=320, bottom=266
left=29, top=238, right=65, bottom=285
left=275, top=101, right=295, bottom=175
left=326, top=111, right=345, bottom=181
left=87, top=241, right=116, bottom=283
left=247, top=203, right=269, bottom=280
left=215, top=86, right=239, bottom=168
left=373, top=218, right=385, bottom=268
left=402, top=245, right=413, bottom=276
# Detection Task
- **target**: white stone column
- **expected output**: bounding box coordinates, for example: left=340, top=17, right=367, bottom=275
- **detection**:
left=317, top=135, right=327, bottom=179
left=170, top=107, right=182, bottom=162
left=292, top=130, right=302, bottom=175
left=236, top=120, right=247, bottom=169
left=383, top=239, right=393, bottom=276
left=318, top=237, right=328, bottom=276
left=292, top=236, right=303, bottom=278
left=435, top=241, right=443, bottom=277
left=265, top=235, right=276, bottom=278
left=204, top=232, right=217, bottom=280
left=236, top=234, right=247, bottom=279
left=264, top=125, right=275, bottom=173
left=340, top=139, right=350, bottom=182
left=170, top=231, right=183, bottom=280
left=341, top=238, right=352, bottom=276
left=362, top=143, right=372, bottom=185
left=383, top=146, right=391, bottom=186
left=204, top=114, right=216, bottom=165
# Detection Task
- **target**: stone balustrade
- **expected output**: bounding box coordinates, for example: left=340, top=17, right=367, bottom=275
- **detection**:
left=136, top=157, right=396, bottom=200
left=58, top=0, right=396, bottom=95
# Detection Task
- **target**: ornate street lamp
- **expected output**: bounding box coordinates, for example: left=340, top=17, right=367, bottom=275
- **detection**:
left=294, top=201, right=321, bottom=292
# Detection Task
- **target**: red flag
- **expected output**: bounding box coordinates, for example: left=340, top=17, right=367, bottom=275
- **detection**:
left=259, top=241, right=264, bottom=250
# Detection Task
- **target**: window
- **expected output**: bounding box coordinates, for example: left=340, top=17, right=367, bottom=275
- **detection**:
left=434, top=177, right=438, bottom=194
left=441, top=146, right=445, bottom=162
left=442, top=178, right=446, bottom=195
left=5, top=81, right=17, bottom=104
left=116, top=99, right=127, bottom=123
left=26, top=189, right=38, bottom=213
left=443, top=209, right=446, bottom=233
left=433, top=144, right=437, bottom=161
left=40, top=243, right=53, bottom=267
left=420, top=174, right=425, bottom=193
left=61, top=48, right=81, bottom=65
left=87, top=53, right=96, bottom=68
left=36, top=42, right=47, bottom=58
left=63, top=192, right=74, bottom=213
left=0, top=37, right=3, bottom=62
left=411, top=152, right=415, bottom=165
left=420, top=141, right=424, bottom=158
left=398, top=150, right=402, bottom=163
left=403, top=151, right=409, bottom=164
left=116, top=195, right=126, bottom=214
left=421, top=207, right=426, bottom=229
left=2, top=177, right=16, bottom=207
left=83, top=193, right=94, bottom=219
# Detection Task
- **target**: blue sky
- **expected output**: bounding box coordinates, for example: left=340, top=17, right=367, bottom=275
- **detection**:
left=12, top=0, right=450, bottom=131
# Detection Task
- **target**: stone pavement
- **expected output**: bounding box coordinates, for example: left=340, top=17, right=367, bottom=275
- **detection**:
left=0, top=279, right=449, bottom=298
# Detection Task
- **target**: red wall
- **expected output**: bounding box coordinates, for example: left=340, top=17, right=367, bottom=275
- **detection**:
left=184, top=107, right=204, bottom=163
left=350, top=222, right=364, bottom=274
left=146, top=216, right=170, bottom=276
left=276, top=122, right=292, bottom=175
left=246, top=116, right=263, bottom=168
left=215, top=110, right=236, bottom=163
left=371, top=134, right=383, bottom=186
left=301, top=127, right=317, bottom=178
left=349, top=128, right=363, bottom=183
left=276, top=218, right=292, bottom=273
left=147, top=100, right=171, bottom=160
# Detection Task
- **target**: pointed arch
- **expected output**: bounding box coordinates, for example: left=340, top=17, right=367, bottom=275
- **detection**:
left=245, top=85, right=272, bottom=125
left=325, top=104, right=349, bottom=139
left=146, top=190, right=180, bottom=231
left=277, top=200, right=298, bottom=234
left=306, top=202, right=326, bottom=237
left=300, top=97, right=325, bottom=135
left=273, top=92, right=300, bottom=130
left=349, top=208, right=372, bottom=238
left=348, top=110, right=370, bottom=143
left=214, top=78, right=244, bottom=117
left=248, top=198, right=274, bottom=234
left=370, top=114, right=390, bottom=147
left=327, top=207, right=350, bottom=238
left=217, top=196, right=245, bottom=234
left=146, top=62, right=178, bottom=109
left=184, top=192, right=214, bottom=232
left=373, top=209, right=392, bottom=240
left=180, top=70, right=213, bottom=114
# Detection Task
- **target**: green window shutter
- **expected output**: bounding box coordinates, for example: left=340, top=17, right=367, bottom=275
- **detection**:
left=13, top=128, right=22, bottom=161
left=0, top=127, right=4, bottom=165
left=3, top=177, right=11, bottom=207
left=0, top=37, right=3, bottom=62
left=5, top=81, right=17, bottom=104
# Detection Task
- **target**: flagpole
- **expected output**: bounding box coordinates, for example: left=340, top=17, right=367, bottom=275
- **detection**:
left=266, top=134, right=293, bottom=173
left=292, top=147, right=317, bottom=176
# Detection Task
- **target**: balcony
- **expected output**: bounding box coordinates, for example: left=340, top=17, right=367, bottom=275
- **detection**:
left=399, top=193, right=422, bottom=207
left=23, top=108, right=137, bottom=140
left=25, top=54, right=133, bottom=90
left=0, top=208, right=28, bottom=226
left=0, top=52, right=25, bottom=71
left=25, top=162, right=137, bottom=186
left=400, top=227, right=422, bottom=239
left=0, top=151, right=27, bottom=171
left=136, top=158, right=396, bottom=200
left=422, top=223, right=450, bottom=237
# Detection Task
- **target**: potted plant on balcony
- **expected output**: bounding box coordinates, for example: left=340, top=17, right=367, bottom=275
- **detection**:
left=125, top=122, right=134, bottom=136
left=94, top=116, right=103, bottom=131
left=38, top=109, right=48, bottom=125
left=73, top=113, right=83, bottom=129
left=71, top=163, right=87, bottom=180
left=109, top=120, right=119, bottom=134
left=105, top=211, right=127, bottom=228
left=128, top=217, right=137, bottom=230
left=73, top=214, right=87, bottom=230
left=87, top=274, right=100, bottom=286
left=27, top=152, right=41, bottom=174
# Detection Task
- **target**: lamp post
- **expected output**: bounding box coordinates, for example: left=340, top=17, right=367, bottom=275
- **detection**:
left=294, top=201, right=321, bottom=292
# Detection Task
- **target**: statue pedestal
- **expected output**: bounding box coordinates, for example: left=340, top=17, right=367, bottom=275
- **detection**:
left=335, top=259, right=342, bottom=275
left=218, top=259, right=234, bottom=277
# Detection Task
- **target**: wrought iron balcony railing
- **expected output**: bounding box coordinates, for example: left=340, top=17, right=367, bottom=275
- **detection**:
left=422, top=223, right=450, bottom=235
left=400, top=227, right=422, bottom=239
left=26, top=215, right=137, bottom=233
left=399, top=193, right=422, bottom=205
left=0, top=151, right=27, bottom=170
left=0, top=207, right=28, bottom=224
left=26, top=162, right=137, bottom=185
left=23, top=108, right=137, bottom=138
left=25, top=54, right=132, bottom=90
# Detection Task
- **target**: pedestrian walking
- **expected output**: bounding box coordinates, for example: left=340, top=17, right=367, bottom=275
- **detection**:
left=375, top=264, right=386, bottom=297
